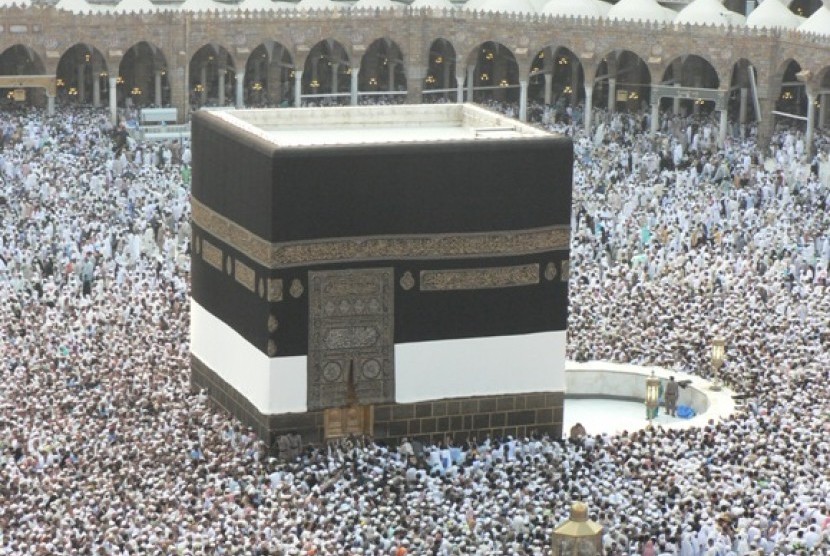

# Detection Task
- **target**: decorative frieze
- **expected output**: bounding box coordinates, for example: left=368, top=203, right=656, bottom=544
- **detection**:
left=192, top=198, right=570, bottom=269
left=420, top=263, right=540, bottom=291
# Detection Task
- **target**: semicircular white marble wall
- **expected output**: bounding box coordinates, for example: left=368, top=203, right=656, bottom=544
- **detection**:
left=565, top=361, right=737, bottom=428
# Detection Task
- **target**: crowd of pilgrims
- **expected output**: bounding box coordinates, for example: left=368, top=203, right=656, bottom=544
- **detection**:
left=0, top=98, right=829, bottom=555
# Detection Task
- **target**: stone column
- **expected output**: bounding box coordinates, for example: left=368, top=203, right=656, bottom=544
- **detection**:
left=109, top=76, right=118, bottom=124
left=673, top=84, right=681, bottom=115
left=170, top=66, right=187, bottom=123
left=544, top=72, right=553, bottom=105
left=294, top=70, right=303, bottom=107
left=739, top=87, right=748, bottom=138
left=543, top=54, right=554, bottom=105
left=217, top=68, right=226, bottom=106
left=456, top=73, right=464, bottom=103
left=254, top=59, right=262, bottom=85
left=235, top=70, right=245, bottom=108
left=92, top=75, right=101, bottom=108
left=739, top=87, right=748, bottom=124
left=650, top=102, right=659, bottom=137
left=806, top=91, right=816, bottom=157
left=155, top=70, right=163, bottom=106
left=406, top=66, right=425, bottom=104
left=756, top=95, right=775, bottom=154
left=351, top=66, right=359, bottom=105
left=719, top=108, right=728, bottom=148
left=493, top=55, right=507, bottom=102
left=584, top=85, right=593, bottom=132
left=570, top=64, right=579, bottom=108
left=692, top=74, right=704, bottom=116
left=442, top=58, right=451, bottom=99
left=607, top=77, right=616, bottom=112
left=47, top=94, right=55, bottom=116
left=77, top=65, right=86, bottom=104
left=309, top=60, right=318, bottom=101
left=331, top=63, right=339, bottom=99
left=519, top=80, right=528, bottom=122
left=466, top=65, right=475, bottom=102
left=820, top=94, right=827, bottom=130
left=266, top=59, right=281, bottom=104
left=388, top=62, right=396, bottom=92
left=200, top=65, right=207, bottom=105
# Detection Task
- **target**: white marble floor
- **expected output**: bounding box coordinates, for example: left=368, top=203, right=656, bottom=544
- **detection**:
left=563, top=398, right=694, bottom=436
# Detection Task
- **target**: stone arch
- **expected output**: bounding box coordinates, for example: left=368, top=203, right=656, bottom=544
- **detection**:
left=661, top=54, right=721, bottom=88
left=528, top=45, right=584, bottom=110
left=56, top=43, right=108, bottom=106
left=423, top=38, right=457, bottom=102
left=302, top=39, right=352, bottom=104
left=118, top=41, right=171, bottom=109
left=594, top=50, right=652, bottom=114
left=244, top=41, right=295, bottom=108
left=775, top=59, right=807, bottom=117
left=464, top=41, right=520, bottom=104
left=789, top=0, right=823, bottom=17
left=0, top=44, right=45, bottom=75
left=773, top=57, right=805, bottom=81
left=0, top=44, right=47, bottom=106
left=189, top=42, right=236, bottom=109
left=660, top=54, right=721, bottom=115
left=358, top=38, right=407, bottom=101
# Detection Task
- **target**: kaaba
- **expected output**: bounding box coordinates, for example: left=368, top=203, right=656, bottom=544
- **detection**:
left=190, top=104, right=572, bottom=451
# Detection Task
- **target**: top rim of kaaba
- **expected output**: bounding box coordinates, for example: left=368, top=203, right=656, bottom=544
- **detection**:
left=196, top=103, right=557, bottom=149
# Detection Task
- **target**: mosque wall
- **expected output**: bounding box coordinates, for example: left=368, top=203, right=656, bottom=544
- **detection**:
left=1, top=7, right=829, bottom=153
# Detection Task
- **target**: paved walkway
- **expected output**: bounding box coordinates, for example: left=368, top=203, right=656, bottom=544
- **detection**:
left=563, top=398, right=689, bottom=436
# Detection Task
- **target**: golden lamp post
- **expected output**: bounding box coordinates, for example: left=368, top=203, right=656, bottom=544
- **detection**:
left=710, top=337, right=726, bottom=391
left=551, top=502, right=604, bottom=556
left=645, top=370, right=660, bottom=426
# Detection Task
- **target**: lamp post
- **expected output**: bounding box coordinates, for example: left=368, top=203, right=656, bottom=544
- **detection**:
left=551, top=502, right=604, bottom=556
left=645, top=370, right=660, bottom=426
left=710, top=337, right=726, bottom=391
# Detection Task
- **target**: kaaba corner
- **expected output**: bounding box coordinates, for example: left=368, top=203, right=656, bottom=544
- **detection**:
left=189, top=104, right=572, bottom=451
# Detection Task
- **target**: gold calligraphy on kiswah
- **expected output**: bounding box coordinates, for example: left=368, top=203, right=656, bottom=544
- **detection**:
left=192, top=198, right=570, bottom=269
left=420, top=264, right=540, bottom=291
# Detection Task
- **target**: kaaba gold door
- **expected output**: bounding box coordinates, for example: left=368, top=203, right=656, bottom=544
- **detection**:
left=323, top=405, right=374, bottom=440
left=307, top=268, right=395, bottom=412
